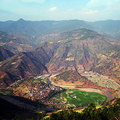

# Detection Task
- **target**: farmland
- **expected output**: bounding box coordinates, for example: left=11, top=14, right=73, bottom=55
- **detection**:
left=81, top=71, right=120, bottom=90
left=49, top=89, right=106, bottom=108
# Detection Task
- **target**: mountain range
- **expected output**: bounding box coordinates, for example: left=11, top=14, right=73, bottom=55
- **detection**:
left=0, top=19, right=120, bottom=119
left=0, top=19, right=120, bottom=44
left=0, top=27, right=120, bottom=87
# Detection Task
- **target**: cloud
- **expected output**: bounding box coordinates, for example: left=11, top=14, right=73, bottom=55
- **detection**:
left=49, top=7, right=57, bottom=12
left=75, top=0, right=120, bottom=21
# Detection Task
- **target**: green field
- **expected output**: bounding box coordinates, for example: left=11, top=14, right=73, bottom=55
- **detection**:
left=50, top=89, right=106, bottom=108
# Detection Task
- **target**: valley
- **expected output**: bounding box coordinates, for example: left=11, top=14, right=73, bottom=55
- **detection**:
left=0, top=70, right=119, bottom=110
left=50, top=70, right=119, bottom=101
left=0, top=19, right=120, bottom=119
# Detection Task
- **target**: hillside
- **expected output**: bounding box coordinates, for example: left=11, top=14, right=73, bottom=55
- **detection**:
left=0, top=42, right=60, bottom=88
left=92, top=46, right=120, bottom=84
left=0, top=54, right=47, bottom=88
left=12, top=75, right=64, bottom=103
left=46, top=98, right=120, bottom=120
left=0, top=31, right=33, bottom=53
left=88, top=20, right=120, bottom=39
left=46, top=29, right=120, bottom=84
left=0, top=96, right=36, bottom=120
left=0, top=19, right=120, bottom=44
left=0, top=28, right=120, bottom=88
left=52, top=70, right=113, bottom=91
left=55, top=70, right=86, bottom=82
left=0, top=53, right=48, bottom=88
left=0, top=19, right=91, bottom=39
left=0, top=47, right=14, bottom=61
left=0, top=93, right=47, bottom=120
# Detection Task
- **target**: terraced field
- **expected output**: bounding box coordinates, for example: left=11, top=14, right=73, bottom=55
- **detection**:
left=49, top=89, right=106, bottom=108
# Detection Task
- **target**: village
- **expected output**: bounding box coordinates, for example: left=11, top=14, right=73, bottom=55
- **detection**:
left=12, top=74, right=64, bottom=105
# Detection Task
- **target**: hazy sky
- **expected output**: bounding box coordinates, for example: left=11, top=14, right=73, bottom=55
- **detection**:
left=0, top=0, right=120, bottom=21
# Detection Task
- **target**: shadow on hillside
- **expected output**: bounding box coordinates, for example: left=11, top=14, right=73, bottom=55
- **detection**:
left=0, top=94, right=57, bottom=120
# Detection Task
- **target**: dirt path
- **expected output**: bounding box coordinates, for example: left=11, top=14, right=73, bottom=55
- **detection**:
left=77, top=88, right=103, bottom=94
left=53, top=84, right=103, bottom=94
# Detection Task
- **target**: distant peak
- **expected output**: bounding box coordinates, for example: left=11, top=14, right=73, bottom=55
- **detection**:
left=17, top=18, right=25, bottom=22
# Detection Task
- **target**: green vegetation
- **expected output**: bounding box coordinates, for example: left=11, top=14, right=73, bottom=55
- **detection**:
left=47, top=99, right=120, bottom=120
left=78, top=29, right=97, bottom=40
left=56, top=70, right=73, bottom=80
left=50, top=89, right=106, bottom=108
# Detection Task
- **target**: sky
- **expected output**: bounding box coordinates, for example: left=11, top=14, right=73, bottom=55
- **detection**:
left=0, top=0, right=120, bottom=21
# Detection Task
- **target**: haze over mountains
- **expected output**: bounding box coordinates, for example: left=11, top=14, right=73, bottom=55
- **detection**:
left=0, top=19, right=120, bottom=43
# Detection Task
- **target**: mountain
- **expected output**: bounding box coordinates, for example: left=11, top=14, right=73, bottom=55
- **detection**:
left=92, top=45, right=120, bottom=83
left=46, top=29, right=120, bottom=84
left=0, top=47, right=14, bottom=61
left=0, top=19, right=120, bottom=44
left=52, top=70, right=110, bottom=90
left=39, top=28, right=100, bottom=43
left=55, top=70, right=87, bottom=83
left=0, top=28, right=120, bottom=87
left=0, top=19, right=91, bottom=34
left=0, top=19, right=92, bottom=44
left=0, top=43, right=59, bottom=88
left=0, top=53, right=47, bottom=88
left=0, top=31, right=33, bottom=53
left=87, top=20, right=120, bottom=40
left=88, top=20, right=120, bottom=33
left=3, top=18, right=35, bottom=35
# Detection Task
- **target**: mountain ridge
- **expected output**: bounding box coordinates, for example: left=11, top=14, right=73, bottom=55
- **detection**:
left=0, top=19, right=120, bottom=41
